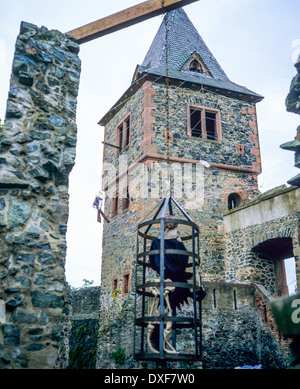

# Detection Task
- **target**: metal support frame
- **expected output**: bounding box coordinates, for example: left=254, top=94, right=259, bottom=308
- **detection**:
left=134, top=197, right=204, bottom=361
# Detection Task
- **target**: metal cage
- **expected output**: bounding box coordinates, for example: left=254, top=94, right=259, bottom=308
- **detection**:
left=134, top=197, right=205, bottom=361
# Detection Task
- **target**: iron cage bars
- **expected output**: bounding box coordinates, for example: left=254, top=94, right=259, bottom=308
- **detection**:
left=134, top=197, right=204, bottom=361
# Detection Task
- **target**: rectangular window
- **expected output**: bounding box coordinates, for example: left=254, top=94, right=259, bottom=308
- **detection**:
left=117, top=123, right=123, bottom=151
left=122, top=269, right=132, bottom=297
left=188, top=105, right=221, bottom=142
left=111, top=190, right=119, bottom=218
left=115, top=114, right=131, bottom=155
left=125, top=117, right=130, bottom=148
left=190, top=108, right=202, bottom=137
left=205, top=111, right=216, bottom=140
left=112, top=275, right=119, bottom=294
left=121, top=184, right=130, bottom=213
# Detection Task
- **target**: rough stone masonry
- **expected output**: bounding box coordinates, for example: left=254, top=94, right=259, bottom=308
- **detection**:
left=0, top=21, right=80, bottom=368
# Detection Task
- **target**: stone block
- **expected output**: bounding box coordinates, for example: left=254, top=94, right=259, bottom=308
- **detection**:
left=31, top=291, right=63, bottom=308
left=2, top=324, right=20, bottom=345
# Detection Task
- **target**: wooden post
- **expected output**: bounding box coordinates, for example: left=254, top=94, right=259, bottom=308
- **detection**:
left=66, top=0, right=199, bottom=44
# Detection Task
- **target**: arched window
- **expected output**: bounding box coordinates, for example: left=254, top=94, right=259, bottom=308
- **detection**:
left=228, top=193, right=242, bottom=210
left=189, top=60, right=203, bottom=73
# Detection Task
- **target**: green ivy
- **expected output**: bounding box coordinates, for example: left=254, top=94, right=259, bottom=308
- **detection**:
left=110, top=347, right=126, bottom=365
left=68, top=323, right=98, bottom=369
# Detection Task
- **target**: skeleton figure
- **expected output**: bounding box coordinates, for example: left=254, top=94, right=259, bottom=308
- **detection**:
left=92, top=190, right=110, bottom=223
left=146, top=219, right=206, bottom=354
left=146, top=278, right=178, bottom=354
left=146, top=220, right=189, bottom=354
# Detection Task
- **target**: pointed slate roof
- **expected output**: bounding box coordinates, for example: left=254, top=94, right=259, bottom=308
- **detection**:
left=133, top=8, right=263, bottom=102
left=99, top=8, right=263, bottom=125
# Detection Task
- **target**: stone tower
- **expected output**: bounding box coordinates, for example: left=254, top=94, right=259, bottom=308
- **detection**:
left=96, top=8, right=280, bottom=369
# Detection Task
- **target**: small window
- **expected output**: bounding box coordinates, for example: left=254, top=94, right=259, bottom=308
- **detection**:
left=123, top=274, right=129, bottom=295
left=228, top=193, right=242, bottom=210
left=190, top=108, right=202, bottom=137
left=188, top=105, right=222, bottom=142
left=125, top=117, right=130, bottom=148
left=189, top=60, right=203, bottom=73
left=122, top=269, right=131, bottom=297
left=111, top=190, right=119, bottom=217
left=115, top=114, right=131, bottom=155
left=112, top=275, right=119, bottom=294
left=117, top=124, right=123, bottom=152
left=121, top=185, right=130, bottom=212
left=205, top=111, right=217, bottom=140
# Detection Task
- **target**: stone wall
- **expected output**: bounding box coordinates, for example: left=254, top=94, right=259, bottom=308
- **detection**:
left=95, top=280, right=289, bottom=369
left=68, top=286, right=100, bottom=369
left=223, top=185, right=300, bottom=295
left=0, top=22, right=80, bottom=368
left=150, top=82, right=260, bottom=171
left=201, top=282, right=289, bottom=368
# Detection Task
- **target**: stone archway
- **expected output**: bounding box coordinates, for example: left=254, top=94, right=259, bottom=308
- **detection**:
left=251, top=237, right=294, bottom=296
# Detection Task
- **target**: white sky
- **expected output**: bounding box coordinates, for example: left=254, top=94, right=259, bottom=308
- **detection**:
left=0, top=0, right=299, bottom=288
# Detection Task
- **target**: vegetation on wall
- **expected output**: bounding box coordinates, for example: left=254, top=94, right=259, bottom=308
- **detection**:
left=68, top=322, right=98, bottom=369
left=110, top=347, right=126, bottom=365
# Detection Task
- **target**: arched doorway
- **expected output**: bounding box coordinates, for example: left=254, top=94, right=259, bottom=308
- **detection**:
left=252, top=237, right=295, bottom=296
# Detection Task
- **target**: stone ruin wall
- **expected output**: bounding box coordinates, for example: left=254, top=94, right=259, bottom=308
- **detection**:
left=0, top=21, right=80, bottom=369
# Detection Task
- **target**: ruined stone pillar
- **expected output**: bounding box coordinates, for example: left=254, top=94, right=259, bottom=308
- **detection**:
left=0, top=21, right=80, bottom=368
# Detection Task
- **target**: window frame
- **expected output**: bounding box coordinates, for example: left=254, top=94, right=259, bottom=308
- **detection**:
left=111, top=189, right=119, bottom=218
left=112, top=274, right=119, bottom=295
left=187, top=105, right=222, bottom=143
left=115, top=113, right=131, bottom=155
left=121, top=184, right=130, bottom=213
left=122, top=269, right=132, bottom=297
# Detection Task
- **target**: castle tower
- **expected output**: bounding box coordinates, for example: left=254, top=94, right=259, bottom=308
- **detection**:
left=97, top=8, right=264, bottom=368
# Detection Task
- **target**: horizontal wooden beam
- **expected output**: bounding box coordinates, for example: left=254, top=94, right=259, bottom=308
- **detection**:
left=66, top=0, right=200, bottom=44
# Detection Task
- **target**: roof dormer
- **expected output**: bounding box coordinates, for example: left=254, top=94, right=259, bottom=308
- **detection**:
left=181, top=52, right=212, bottom=76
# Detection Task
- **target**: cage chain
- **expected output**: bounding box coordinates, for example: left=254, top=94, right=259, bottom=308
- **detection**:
left=162, top=1, right=171, bottom=196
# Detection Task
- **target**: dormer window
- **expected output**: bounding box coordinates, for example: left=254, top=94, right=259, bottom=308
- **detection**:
left=189, top=60, right=203, bottom=73
left=182, top=53, right=212, bottom=76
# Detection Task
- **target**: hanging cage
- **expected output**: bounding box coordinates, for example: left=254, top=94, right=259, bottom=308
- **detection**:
left=134, top=197, right=206, bottom=361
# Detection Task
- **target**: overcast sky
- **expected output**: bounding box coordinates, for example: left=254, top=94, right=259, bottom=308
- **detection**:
left=0, top=0, right=299, bottom=288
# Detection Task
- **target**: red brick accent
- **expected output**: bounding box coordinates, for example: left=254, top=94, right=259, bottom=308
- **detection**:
left=142, top=81, right=157, bottom=154
left=237, top=144, right=245, bottom=155
left=255, top=287, right=291, bottom=356
left=248, top=104, right=262, bottom=173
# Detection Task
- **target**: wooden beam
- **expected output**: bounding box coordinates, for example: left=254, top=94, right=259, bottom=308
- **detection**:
left=66, top=0, right=199, bottom=44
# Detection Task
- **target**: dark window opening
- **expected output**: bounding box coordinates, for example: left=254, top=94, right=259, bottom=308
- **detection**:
left=213, top=288, right=217, bottom=309
left=116, top=114, right=131, bottom=154
left=111, top=191, right=119, bottom=217
left=125, top=117, right=130, bottom=148
left=112, top=277, right=118, bottom=293
left=122, top=185, right=130, bottom=212
left=123, top=274, right=129, bottom=295
left=228, top=193, right=242, bottom=210
left=189, top=106, right=221, bottom=141
left=205, top=111, right=216, bottom=140
left=233, top=290, right=237, bottom=310
left=189, top=60, right=203, bottom=73
left=190, top=109, right=202, bottom=137
left=118, top=124, right=123, bottom=151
